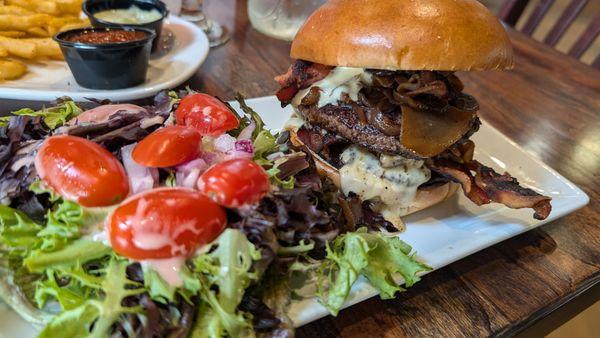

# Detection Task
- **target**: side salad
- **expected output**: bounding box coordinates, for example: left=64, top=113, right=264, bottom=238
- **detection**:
left=0, top=91, right=430, bottom=337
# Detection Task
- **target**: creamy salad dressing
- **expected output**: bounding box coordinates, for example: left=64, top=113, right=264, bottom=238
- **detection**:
left=339, top=146, right=431, bottom=229
left=94, top=6, right=163, bottom=24
left=292, top=67, right=373, bottom=108
left=143, top=257, right=186, bottom=287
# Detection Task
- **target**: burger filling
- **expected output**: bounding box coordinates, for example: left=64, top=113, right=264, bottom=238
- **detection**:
left=276, top=60, right=552, bottom=222
left=340, top=145, right=430, bottom=229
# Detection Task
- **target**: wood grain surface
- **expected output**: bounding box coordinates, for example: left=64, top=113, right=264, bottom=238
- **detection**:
left=1, top=0, right=598, bottom=336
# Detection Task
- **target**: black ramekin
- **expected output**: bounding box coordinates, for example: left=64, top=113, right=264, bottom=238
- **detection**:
left=54, top=27, right=156, bottom=89
left=82, top=0, right=168, bottom=51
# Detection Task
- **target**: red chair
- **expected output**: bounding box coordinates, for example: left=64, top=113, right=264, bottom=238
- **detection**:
left=498, top=0, right=600, bottom=68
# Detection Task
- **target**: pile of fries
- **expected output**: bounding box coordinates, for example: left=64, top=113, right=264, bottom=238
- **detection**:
left=0, top=0, right=90, bottom=81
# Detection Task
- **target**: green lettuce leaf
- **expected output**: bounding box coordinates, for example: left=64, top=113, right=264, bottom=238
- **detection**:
left=317, top=228, right=431, bottom=315
left=38, top=258, right=144, bottom=338
left=0, top=115, right=10, bottom=127
left=12, top=100, right=82, bottom=130
left=189, top=229, right=262, bottom=338
left=0, top=205, right=43, bottom=252
left=25, top=239, right=111, bottom=273
left=253, top=130, right=279, bottom=165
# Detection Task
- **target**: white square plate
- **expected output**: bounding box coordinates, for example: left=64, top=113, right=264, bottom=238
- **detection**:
left=0, top=96, right=589, bottom=335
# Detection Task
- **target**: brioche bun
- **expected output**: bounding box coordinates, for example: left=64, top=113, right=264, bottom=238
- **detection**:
left=288, top=124, right=458, bottom=216
left=291, top=0, right=514, bottom=71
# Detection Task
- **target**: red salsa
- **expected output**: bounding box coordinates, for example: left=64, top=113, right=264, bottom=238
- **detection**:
left=65, top=30, right=148, bottom=44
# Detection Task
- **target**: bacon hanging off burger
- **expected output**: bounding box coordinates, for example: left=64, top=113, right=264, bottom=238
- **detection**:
left=430, top=158, right=552, bottom=220
left=275, top=60, right=332, bottom=105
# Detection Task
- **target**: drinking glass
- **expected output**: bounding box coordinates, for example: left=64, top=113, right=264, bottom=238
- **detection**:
left=248, top=0, right=325, bottom=41
left=181, top=0, right=230, bottom=47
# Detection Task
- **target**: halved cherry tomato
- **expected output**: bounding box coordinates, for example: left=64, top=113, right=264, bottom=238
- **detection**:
left=108, top=188, right=227, bottom=260
left=175, top=93, right=239, bottom=136
left=132, top=125, right=202, bottom=167
left=197, top=158, right=270, bottom=208
left=34, top=135, right=129, bottom=207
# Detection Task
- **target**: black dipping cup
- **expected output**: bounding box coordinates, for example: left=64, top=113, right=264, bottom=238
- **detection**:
left=54, top=27, right=156, bottom=89
left=83, top=0, right=168, bottom=51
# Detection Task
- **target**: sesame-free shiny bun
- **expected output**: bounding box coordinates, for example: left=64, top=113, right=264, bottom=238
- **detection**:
left=291, top=0, right=514, bottom=71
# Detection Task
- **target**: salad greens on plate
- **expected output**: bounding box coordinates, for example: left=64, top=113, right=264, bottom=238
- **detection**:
left=0, top=91, right=430, bottom=337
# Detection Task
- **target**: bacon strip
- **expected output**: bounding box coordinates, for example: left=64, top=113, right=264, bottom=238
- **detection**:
left=275, top=60, right=332, bottom=106
left=430, top=158, right=552, bottom=220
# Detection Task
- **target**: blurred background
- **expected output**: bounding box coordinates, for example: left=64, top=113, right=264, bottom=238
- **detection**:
left=480, top=0, right=599, bottom=66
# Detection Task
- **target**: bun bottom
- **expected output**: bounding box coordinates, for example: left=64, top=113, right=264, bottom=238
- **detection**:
left=289, top=125, right=458, bottom=217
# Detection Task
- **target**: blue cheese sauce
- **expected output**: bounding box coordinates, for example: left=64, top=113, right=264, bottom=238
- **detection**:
left=339, top=145, right=431, bottom=229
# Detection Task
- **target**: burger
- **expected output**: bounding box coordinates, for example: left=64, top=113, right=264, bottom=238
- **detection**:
left=275, top=0, right=551, bottom=230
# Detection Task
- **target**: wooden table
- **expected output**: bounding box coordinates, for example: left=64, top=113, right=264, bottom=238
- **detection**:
left=1, top=0, right=598, bottom=336
left=194, top=1, right=599, bottom=337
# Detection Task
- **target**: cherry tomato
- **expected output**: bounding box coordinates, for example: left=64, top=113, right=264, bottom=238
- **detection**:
left=132, top=125, right=202, bottom=168
left=108, top=188, right=227, bottom=260
left=175, top=93, right=239, bottom=136
left=34, top=135, right=129, bottom=207
left=197, top=159, right=270, bottom=208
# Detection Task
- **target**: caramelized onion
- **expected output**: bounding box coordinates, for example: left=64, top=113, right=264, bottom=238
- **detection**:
left=406, top=80, right=448, bottom=97
left=370, top=110, right=402, bottom=136
left=452, top=93, right=479, bottom=112
left=445, top=73, right=464, bottom=92
left=301, top=87, right=321, bottom=106
left=374, top=75, right=394, bottom=87
left=400, top=105, right=475, bottom=157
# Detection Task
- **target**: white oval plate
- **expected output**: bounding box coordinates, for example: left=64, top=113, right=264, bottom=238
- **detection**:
left=0, top=16, right=209, bottom=102
left=0, top=96, right=590, bottom=336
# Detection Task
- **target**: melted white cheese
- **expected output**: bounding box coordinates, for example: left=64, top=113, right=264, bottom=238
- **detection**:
left=292, top=67, right=373, bottom=108
left=339, top=146, right=431, bottom=228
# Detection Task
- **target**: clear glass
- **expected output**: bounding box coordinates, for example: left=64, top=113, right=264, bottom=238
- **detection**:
left=181, top=0, right=229, bottom=47
left=248, top=0, right=325, bottom=41
left=161, top=0, right=182, bottom=15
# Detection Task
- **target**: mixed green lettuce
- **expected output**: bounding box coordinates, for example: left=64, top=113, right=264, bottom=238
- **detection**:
left=0, top=92, right=432, bottom=338
left=317, top=228, right=431, bottom=315
left=11, top=100, right=82, bottom=130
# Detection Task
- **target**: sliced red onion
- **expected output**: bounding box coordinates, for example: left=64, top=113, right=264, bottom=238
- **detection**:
left=237, top=121, right=256, bottom=140
left=213, top=134, right=237, bottom=153
left=201, top=151, right=221, bottom=166
left=266, top=151, right=284, bottom=161
left=121, top=144, right=158, bottom=194
left=175, top=158, right=208, bottom=188
left=223, top=139, right=254, bottom=160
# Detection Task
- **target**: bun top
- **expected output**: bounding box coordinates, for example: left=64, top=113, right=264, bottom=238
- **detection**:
left=291, top=0, right=514, bottom=71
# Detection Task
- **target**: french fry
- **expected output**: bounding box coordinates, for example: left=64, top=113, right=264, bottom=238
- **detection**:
left=0, top=59, right=28, bottom=80
left=0, top=36, right=36, bottom=59
left=26, top=27, right=50, bottom=38
left=0, top=31, right=27, bottom=38
left=0, top=46, right=7, bottom=58
left=58, top=21, right=91, bottom=33
left=6, top=0, right=59, bottom=16
left=25, top=38, right=63, bottom=60
left=55, top=0, right=84, bottom=16
left=0, top=14, right=50, bottom=32
left=47, top=16, right=88, bottom=36
left=0, top=5, right=34, bottom=15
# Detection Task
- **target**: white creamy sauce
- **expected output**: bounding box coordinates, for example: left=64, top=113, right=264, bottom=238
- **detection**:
left=339, top=145, right=431, bottom=228
left=143, top=257, right=186, bottom=287
left=94, top=6, right=163, bottom=24
left=292, top=67, right=373, bottom=108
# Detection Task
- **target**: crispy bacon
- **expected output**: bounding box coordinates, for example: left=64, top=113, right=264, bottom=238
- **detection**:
left=275, top=60, right=333, bottom=106
left=430, top=158, right=552, bottom=220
